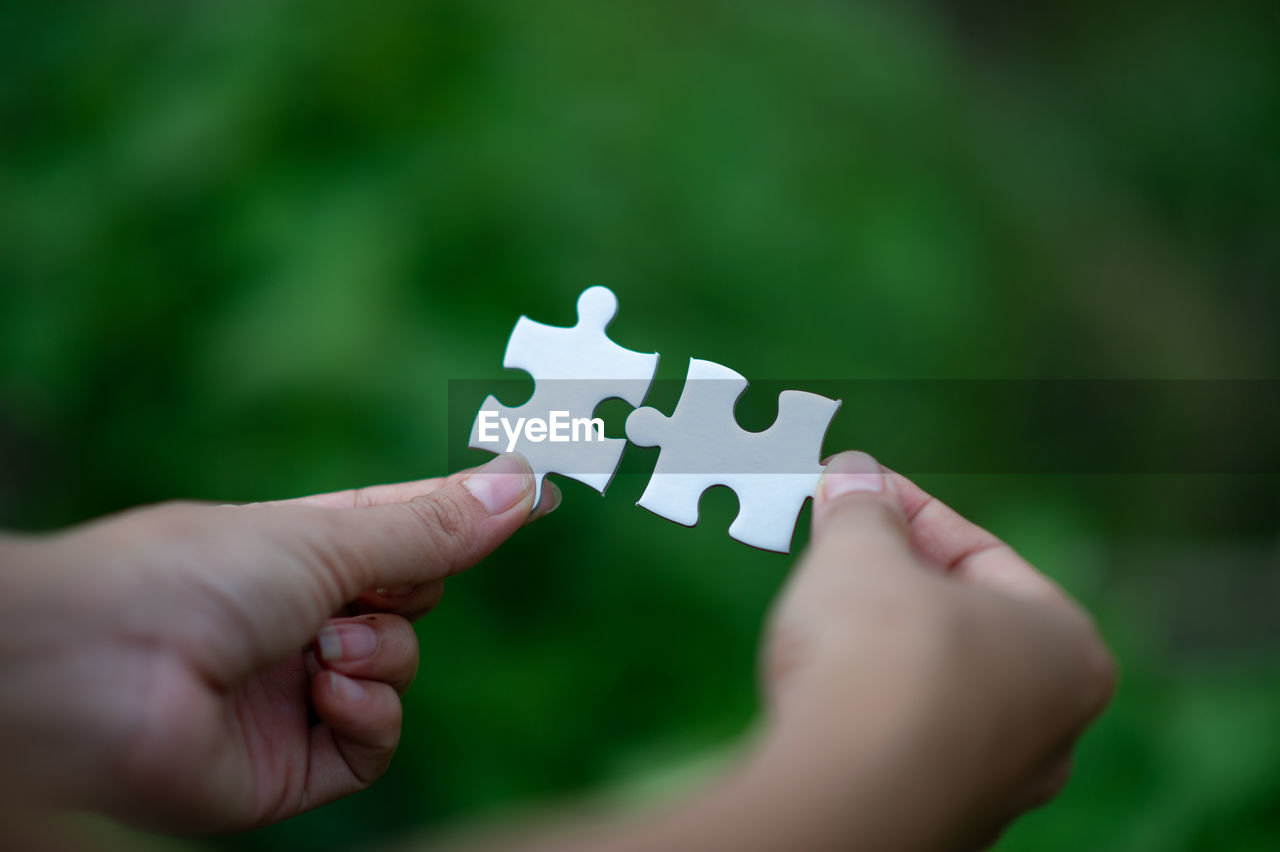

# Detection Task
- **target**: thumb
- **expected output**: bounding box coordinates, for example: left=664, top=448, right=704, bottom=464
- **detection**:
left=134, top=454, right=543, bottom=689
left=806, top=451, right=917, bottom=573
left=307, top=453, right=539, bottom=599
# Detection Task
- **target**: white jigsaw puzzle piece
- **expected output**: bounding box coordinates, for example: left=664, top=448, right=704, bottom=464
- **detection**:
left=625, top=358, right=840, bottom=553
left=469, top=286, right=658, bottom=502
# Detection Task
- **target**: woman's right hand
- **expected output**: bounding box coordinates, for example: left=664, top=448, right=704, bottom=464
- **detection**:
left=754, top=451, right=1115, bottom=850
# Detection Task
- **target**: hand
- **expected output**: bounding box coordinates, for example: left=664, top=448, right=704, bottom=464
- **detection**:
left=752, top=451, right=1116, bottom=849
left=0, top=453, right=556, bottom=833
left=372, top=453, right=1115, bottom=852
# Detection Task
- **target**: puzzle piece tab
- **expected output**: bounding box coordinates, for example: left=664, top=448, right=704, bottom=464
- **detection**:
left=469, top=286, right=658, bottom=501
left=625, top=358, right=840, bottom=553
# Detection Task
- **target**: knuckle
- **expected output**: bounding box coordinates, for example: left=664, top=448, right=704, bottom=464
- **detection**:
left=353, top=741, right=400, bottom=788
left=1080, top=636, right=1118, bottom=717
left=1028, top=758, right=1074, bottom=808
left=405, top=630, right=421, bottom=671
left=1041, top=599, right=1117, bottom=722
left=1061, top=608, right=1117, bottom=719
left=407, top=492, right=477, bottom=562
left=399, top=638, right=421, bottom=693
left=418, top=580, right=446, bottom=614
left=379, top=702, right=404, bottom=750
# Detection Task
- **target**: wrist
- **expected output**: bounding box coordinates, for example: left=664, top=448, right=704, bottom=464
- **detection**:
left=0, top=534, right=129, bottom=815
left=741, top=686, right=992, bottom=851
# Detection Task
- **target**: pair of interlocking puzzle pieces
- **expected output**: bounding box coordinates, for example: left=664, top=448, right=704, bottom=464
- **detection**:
left=468, top=286, right=841, bottom=553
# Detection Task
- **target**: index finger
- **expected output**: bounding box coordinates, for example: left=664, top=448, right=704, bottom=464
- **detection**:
left=886, top=466, right=1065, bottom=600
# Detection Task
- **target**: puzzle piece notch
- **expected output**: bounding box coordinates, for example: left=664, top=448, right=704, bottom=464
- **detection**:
left=625, top=358, right=841, bottom=553
left=470, top=286, right=659, bottom=501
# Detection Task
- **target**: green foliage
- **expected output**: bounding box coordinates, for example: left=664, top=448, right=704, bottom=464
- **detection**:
left=2, top=1, right=1277, bottom=849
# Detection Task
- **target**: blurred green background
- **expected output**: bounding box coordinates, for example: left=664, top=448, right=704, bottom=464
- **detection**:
left=2, top=1, right=1278, bottom=849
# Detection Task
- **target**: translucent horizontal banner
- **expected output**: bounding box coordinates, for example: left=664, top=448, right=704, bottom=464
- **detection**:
left=447, top=379, right=1280, bottom=475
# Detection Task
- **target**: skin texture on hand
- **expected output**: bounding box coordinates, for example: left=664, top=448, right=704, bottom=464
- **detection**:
left=738, top=451, right=1115, bottom=851
left=450, top=452, right=1114, bottom=852
left=0, top=453, right=558, bottom=834
left=0, top=449, right=1111, bottom=851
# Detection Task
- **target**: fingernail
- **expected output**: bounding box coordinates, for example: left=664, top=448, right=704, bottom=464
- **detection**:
left=317, top=623, right=378, bottom=662
left=328, top=671, right=365, bottom=701
left=463, top=453, right=534, bottom=514
left=527, top=481, right=562, bottom=524
left=818, top=451, right=884, bottom=501
left=374, top=585, right=415, bottom=597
